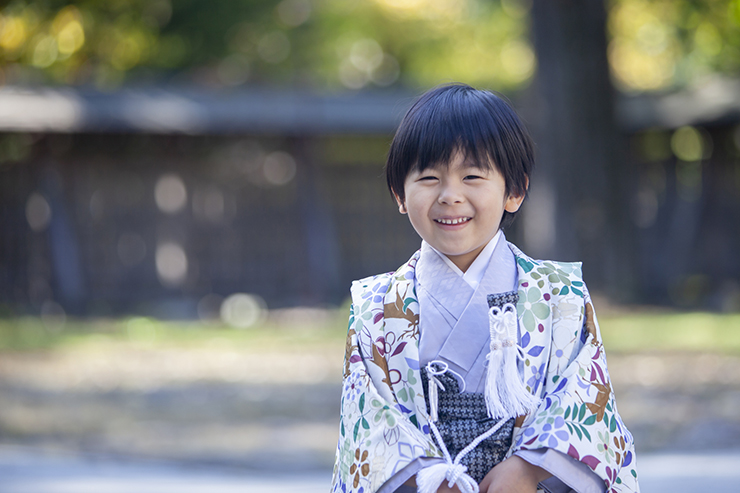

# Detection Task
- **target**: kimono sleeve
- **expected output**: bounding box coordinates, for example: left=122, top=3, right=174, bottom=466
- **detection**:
left=511, top=287, right=640, bottom=493
left=332, top=302, right=441, bottom=493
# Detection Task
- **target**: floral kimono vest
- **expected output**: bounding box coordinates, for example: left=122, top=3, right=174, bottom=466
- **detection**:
left=332, top=243, right=640, bottom=493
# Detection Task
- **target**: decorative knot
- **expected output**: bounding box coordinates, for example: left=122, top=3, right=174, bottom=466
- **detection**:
left=446, top=463, right=468, bottom=485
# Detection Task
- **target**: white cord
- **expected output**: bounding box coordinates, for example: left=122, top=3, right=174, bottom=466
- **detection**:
left=418, top=361, right=512, bottom=493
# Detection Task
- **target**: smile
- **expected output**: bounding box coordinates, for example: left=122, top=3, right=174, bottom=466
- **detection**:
left=434, top=217, right=471, bottom=225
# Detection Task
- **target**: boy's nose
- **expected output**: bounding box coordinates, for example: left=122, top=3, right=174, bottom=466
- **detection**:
left=437, top=183, right=464, bottom=204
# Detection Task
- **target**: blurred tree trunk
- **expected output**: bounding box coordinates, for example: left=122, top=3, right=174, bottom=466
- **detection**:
left=522, top=0, right=635, bottom=299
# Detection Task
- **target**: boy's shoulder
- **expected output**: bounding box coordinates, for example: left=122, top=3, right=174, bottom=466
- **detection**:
left=349, top=250, right=421, bottom=302
left=508, top=241, right=584, bottom=283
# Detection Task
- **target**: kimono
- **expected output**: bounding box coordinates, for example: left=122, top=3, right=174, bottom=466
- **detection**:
left=332, top=240, right=639, bottom=493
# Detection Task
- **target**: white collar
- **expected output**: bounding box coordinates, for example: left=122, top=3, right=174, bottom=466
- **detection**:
left=427, top=230, right=502, bottom=290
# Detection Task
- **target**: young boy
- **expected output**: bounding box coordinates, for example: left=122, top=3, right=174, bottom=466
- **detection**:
left=332, top=84, right=639, bottom=493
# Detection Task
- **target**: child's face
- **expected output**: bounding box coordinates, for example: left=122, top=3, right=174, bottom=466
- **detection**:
left=398, top=150, right=525, bottom=272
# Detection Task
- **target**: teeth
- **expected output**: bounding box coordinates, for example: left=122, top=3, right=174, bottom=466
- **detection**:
left=436, top=217, right=470, bottom=225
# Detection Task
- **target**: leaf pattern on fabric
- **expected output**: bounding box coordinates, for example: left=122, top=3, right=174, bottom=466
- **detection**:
left=332, top=244, right=640, bottom=493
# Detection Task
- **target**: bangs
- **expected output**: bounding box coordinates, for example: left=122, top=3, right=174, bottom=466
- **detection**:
left=407, top=124, right=500, bottom=175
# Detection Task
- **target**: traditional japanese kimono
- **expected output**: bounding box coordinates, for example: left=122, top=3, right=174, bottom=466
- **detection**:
left=332, top=233, right=639, bottom=493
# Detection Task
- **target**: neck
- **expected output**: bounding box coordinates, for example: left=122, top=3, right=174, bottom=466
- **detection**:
left=446, top=249, right=483, bottom=273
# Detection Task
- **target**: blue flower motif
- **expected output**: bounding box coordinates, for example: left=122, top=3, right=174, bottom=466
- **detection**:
left=539, top=416, right=569, bottom=448
left=344, top=372, right=363, bottom=402
left=527, top=363, right=545, bottom=393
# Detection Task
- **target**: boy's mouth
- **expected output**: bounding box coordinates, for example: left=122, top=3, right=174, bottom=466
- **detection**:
left=434, top=217, right=471, bottom=225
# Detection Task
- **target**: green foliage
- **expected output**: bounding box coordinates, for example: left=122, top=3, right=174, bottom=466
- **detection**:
left=0, top=313, right=347, bottom=352
left=2, top=0, right=739, bottom=91
left=608, top=0, right=740, bottom=91
left=0, top=0, right=534, bottom=90
left=599, top=311, right=740, bottom=353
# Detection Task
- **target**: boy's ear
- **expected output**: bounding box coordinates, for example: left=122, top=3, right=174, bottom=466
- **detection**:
left=394, top=193, right=407, bottom=214
left=504, top=177, right=529, bottom=213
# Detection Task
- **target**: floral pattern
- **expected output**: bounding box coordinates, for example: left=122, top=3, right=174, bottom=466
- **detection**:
left=332, top=244, right=640, bottom=493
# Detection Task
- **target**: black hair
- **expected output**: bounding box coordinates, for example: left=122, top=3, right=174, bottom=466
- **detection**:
left=385, top=83, right=534, bottom=229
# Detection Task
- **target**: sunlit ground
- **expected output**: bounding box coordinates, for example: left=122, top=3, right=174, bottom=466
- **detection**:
left=0, top=308, right=739, bottom=473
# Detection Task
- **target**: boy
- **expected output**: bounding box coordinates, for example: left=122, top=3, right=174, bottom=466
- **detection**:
left=332, top=84, right=638, bottom=493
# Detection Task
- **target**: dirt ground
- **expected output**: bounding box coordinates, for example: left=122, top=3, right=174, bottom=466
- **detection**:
left=1, top=343, right=739, bottom=471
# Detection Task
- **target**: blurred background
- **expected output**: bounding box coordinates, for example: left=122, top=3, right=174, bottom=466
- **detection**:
left=0, top=0, right=739, bottom=491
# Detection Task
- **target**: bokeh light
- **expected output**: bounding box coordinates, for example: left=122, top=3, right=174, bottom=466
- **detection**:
left=220, top=293, right=266, bottom=329
left=277, top=0, right=312, bottom=27
left=257, top=31, right=291, bottom=64
left=154, top=174, right=187, bottom=214
left=671, top=126, right=707, bottom=162
left=25, top=192, right=52, bottom=232
left=155, top=242, right=188, bottom=286
left=263, top=151, right=297, bottom=186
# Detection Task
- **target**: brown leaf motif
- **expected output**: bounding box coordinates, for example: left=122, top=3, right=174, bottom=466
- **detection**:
left=584, top=302, right=600, bottom=346
left=585, top=381, right=611, bottom=422
left=344, top=328, right=358, bottom=379
left=372, top=337, right=392, bottom=387
left=384, top=286, right=419, bottom=339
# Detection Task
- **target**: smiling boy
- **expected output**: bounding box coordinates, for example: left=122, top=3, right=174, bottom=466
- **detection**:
left=332, top=84, right=639, bottom=493
left=398, top=149, right=524, bottom=274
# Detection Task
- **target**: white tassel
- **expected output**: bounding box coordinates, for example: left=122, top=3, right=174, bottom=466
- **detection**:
left=417, top=460, right=478, bottom=493
left=485, top=303, right=539, bottom=419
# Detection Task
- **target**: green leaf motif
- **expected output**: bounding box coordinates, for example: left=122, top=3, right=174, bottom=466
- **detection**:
left=610, top=416, right=618, bottom=433
left=573, top=425, right=583, bottom=440
left=403, top=297, right=414, bottom=312
left=578, top=404, right=586, bottom=421
left=581, top=425, right=591, bottom=441
left=362, top=417, right=370, bottom=429
left=564, top=406, right=571, bottom=420
left=583, top=414, right=597, bottom=426
left=407, top=368, right=417, bottom=385
left=359, top=393, right=365, bottom=412
left=353, top=420, right=361, bottom=441
left=397, top=387, right=408, bottom=402
left=560, top=286, right=569, bottom=296
left=517, top=258, right=534, bottom=272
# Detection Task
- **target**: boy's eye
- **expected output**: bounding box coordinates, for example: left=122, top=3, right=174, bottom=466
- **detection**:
left=418, top=176, right=438, bottom=181
left=464, top=174, right=483, bottom=180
